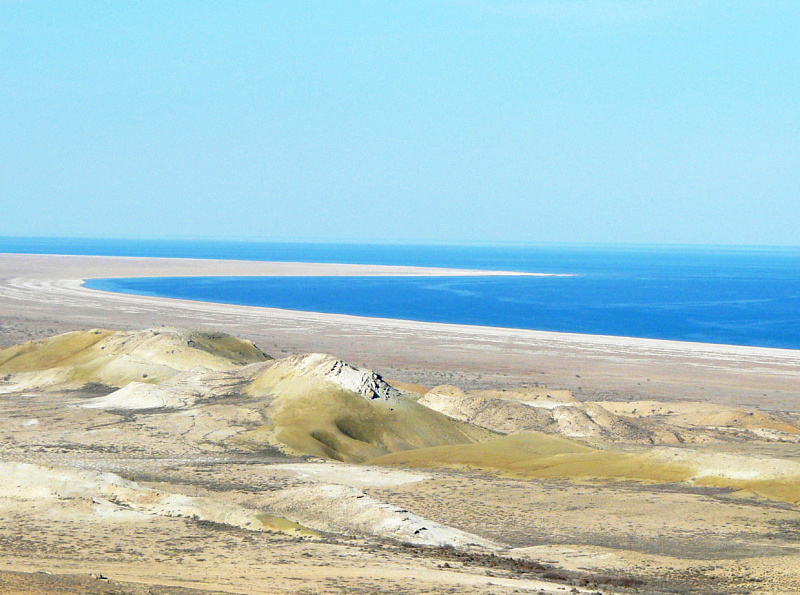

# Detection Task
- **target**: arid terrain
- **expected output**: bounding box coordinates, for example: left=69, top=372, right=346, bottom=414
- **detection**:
left=1, top=254, right=799, bottom=595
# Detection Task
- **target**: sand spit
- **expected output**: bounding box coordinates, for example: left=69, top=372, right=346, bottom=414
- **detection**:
left=0, top=252, right=556, bottom=279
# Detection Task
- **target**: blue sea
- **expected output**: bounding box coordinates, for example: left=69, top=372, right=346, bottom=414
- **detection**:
left=3, top=237, right=800, bottom=350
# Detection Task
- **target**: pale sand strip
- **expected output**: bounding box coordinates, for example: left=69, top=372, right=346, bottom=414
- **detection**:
left=0, top=252, right=557, bottom=279
left=1, top=253, right=798, bottom=411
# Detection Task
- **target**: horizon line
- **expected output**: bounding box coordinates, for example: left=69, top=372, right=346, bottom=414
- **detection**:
left=1, top=235, right=799, bottom=252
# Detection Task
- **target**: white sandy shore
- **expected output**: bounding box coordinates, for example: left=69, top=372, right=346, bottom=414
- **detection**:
left=1, top=253, right=798, bottom=411
left=0, top=252, right=560, bottom=279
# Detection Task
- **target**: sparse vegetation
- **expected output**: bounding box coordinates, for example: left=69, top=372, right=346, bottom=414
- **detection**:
left=1, top=328, right=799, bottom=594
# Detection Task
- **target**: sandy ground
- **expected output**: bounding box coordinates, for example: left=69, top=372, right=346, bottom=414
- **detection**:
left=0, top=384, right=626, bottom=595
left=2, top=266, right=800, bottom=595
left=1, top=253, right=798, bottom=412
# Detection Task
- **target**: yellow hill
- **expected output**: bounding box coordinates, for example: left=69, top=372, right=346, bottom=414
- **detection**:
left=0, top=329, right=494, bottom=462
left=370, top=432, right=693, bottom=483
left=0, top=331, right=493, bottom=463
left=0, top=328, right=271, bottom=389
left=371, top=432, right=800, bottom=506
left=233, top=353, right=494, bottom=462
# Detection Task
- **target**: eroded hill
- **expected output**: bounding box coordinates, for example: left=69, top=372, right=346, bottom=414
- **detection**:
left=0, top=328, right=491, bottom=463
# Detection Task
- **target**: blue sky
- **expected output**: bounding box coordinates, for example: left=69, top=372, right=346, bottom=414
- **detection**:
left=1, top=1, right=798, bottom=245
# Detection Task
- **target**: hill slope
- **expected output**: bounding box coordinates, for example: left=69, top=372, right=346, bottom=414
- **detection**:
left=0, top=328, right=271, bottom=389
left=236, top=353, right=494, bottom=462
left=0, top=329, right=491, bottom=463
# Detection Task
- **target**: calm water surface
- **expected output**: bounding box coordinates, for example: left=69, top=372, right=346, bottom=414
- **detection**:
left=9, top=238, right=787, bottom=350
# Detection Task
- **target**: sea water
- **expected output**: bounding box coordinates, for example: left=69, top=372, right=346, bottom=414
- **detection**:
left=3, top=238, right=799, bottom=349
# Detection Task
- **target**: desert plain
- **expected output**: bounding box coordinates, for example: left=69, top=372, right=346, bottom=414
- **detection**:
left=1, top=253, right=799, bottom=595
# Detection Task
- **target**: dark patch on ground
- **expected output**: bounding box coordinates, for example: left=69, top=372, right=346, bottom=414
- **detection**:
left=63, top=383, right=119, bottom=399
left=0, top=569, right=235, bottom=595
left=398, top=544, right=650, bottom=593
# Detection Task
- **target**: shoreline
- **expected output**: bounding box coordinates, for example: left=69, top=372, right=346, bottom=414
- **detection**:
left=81, top=278, right=800, bottom=358
left=0, top=252, right=565, bottom=278
left=1, top=253, right=799, bottom=411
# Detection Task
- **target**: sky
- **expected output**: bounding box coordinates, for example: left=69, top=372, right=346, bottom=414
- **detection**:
left=1, top=1, right=798, bottom=246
